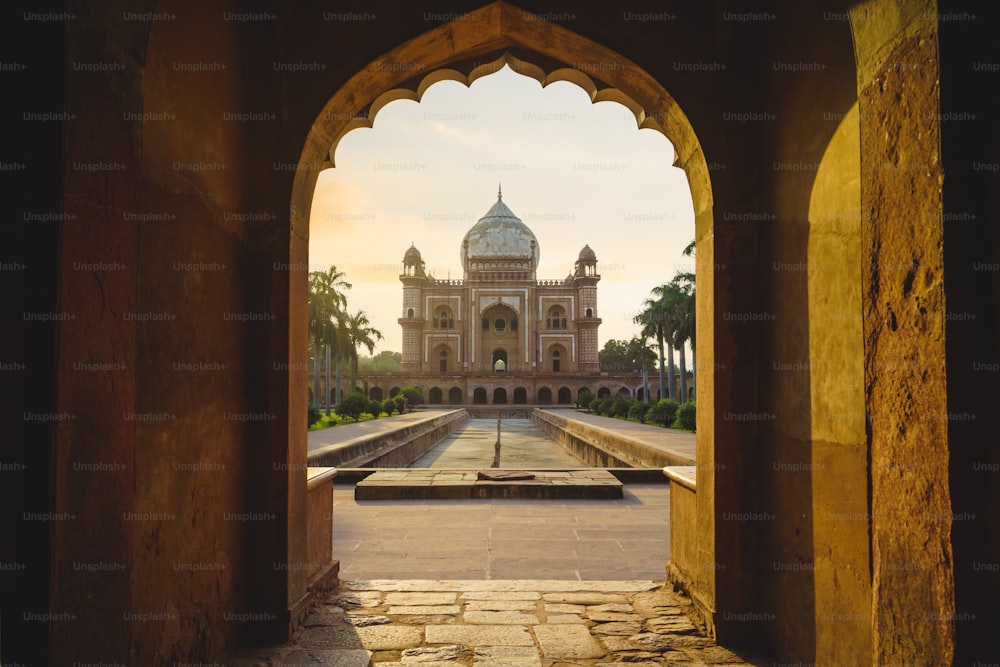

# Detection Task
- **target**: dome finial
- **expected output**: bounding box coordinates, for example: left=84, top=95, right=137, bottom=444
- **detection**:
left=497, top=183, right=502, bottom=201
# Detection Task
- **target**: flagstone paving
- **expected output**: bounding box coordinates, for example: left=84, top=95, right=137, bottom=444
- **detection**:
left=228, top=580, right=770, bottom=666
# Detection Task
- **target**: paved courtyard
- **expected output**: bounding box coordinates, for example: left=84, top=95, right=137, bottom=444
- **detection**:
left=333, top=484, right=669, bottom=581
left=230, top=579, right=769, bottom=666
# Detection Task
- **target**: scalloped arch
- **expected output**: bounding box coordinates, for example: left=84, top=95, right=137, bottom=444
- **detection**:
left=329, top=51, right=672, bottom=169
left=290, top=0, right=712, bottom=238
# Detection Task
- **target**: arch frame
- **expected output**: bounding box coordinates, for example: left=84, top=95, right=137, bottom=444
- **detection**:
left=287, top=0, right=717, bottom=643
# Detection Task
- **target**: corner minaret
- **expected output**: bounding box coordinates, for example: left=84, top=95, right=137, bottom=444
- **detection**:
left=399, top=244, right=427, bottom=370
left=573, top=244, right=602, bottom=372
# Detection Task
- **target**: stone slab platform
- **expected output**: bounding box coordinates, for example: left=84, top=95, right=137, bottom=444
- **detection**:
left=226, top=580, right=770, bottom=666
left=355, top=469, right=623, bottom=500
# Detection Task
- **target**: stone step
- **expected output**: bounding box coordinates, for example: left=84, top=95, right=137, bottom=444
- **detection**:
left=354, top=469, right=623, bottom=500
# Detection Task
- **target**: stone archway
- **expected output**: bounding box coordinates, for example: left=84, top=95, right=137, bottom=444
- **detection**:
left=428, top=387, right=443, bottom=404
left=36, top=1, right=976, bottom=665
left=493, top=387, right=507, bottom=404
left=448, top=387, right=463, bottom=405
left=513, top=387, right=527, bottom=404
left=537, top=387, right=552, bottom=405
left=473, top=388, right=487, bottom=405
left=557, top=387, right=572, bottom=404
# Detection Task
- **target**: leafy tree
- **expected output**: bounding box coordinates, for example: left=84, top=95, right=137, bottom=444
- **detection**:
left=577, top=388, right=595, bottom=410
left=399, top=385, right=423, bottom=411
left=599, top=338, right=654, bottom=373
left=394, top=395, right=406, bottom=414
left=598, top=339, right=631, bottom=373
left=358, top=350, right=402, bottom=373
left=382, top=398, right=398, bottom=416
left=368, top=399, right=384, bottom=419
left=589, top=397, right=603, bottom=414
left=335, top=391, right=369, bottom=422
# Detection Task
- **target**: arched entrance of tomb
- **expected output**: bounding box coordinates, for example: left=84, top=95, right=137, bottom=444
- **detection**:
left=428, top=387, right=443, bottom=404
left=369, top=387, right=383, bottom=401
left=448, top=387, right=463, bottom=405
left=558, top=387, right=572, bottom=404
left=473, top=388, right=487, bottom=405
left=537, top=387, right=552, bottom=404
left=513, top=387, right=527, bottom=404
left=481, top=303, right=519, bottom=372
left=490, top=348, right=508, bottom=373
left=493, top=387, right=507, bottom=404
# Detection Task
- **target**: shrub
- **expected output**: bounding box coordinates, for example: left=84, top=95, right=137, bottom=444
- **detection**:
left=673, top=401, right=696, bottom=431
left=577, top=388, right=595, bottom=410
left=307, top=402, right=322, bottom=428
left=650, top=398, right=679, bottom=427
left=611, top=397, right=632, bottom=418
left=394, top=395, right=406, bottom=414
left=368, top=399, right=384, bottom=419
left=335, top=391, right=369, bottom=422
left=589, top=397, right=603, bottom=414
left=594, top=397, right=612, bottom=415
left=400, top=385, right=423, bottom=411
left=382, top=398, right=397, bottom=416
left=628, top=401, right=652, bottom=423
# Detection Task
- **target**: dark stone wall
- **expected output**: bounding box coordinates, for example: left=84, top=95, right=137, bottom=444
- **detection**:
left=939, top=1, right=1000, bottom=662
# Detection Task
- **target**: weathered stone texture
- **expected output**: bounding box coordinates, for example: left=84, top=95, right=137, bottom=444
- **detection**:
left=857, top=16, right=954, bottom=665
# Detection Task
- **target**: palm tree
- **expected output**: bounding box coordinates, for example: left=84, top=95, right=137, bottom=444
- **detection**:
left=681, top=239, right=697, bottom=399
left=344, top=310, right=383, bottom=394
left=308, top=266, right=351, bottom=414
left=666, top=271, right=695, bottom=404
left=648, top=282, right=688, bottom=401
left=634, top=294, right=674, bottom=401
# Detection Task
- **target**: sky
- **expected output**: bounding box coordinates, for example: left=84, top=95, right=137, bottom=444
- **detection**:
left=309, top=65, right=695, bottom=357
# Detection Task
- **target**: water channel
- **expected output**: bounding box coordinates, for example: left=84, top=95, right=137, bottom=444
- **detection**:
left=408, top=417, right=586, bottom=469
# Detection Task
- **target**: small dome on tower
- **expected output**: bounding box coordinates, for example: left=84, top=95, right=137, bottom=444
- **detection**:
left=404, top=244, right=422, bottom=262
left=402, top=243, right=426, bottom=277
left=578, top=244, right=597, bottom=262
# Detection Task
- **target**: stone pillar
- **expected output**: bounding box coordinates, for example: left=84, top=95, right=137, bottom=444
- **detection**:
left=852, top=4, right=954, bottom=662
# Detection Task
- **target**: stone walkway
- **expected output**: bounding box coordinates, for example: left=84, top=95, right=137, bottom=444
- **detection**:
left=334, top=484, right=669, bottom=581
left=230, top=579, right=768, bottom=666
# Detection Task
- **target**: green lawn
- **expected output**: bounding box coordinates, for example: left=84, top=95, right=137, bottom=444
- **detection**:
left=308, top=411, right=387, bottom=430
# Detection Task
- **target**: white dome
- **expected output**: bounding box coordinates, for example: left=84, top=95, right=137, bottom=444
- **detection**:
left=461, top=190, right=539, bottom=271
